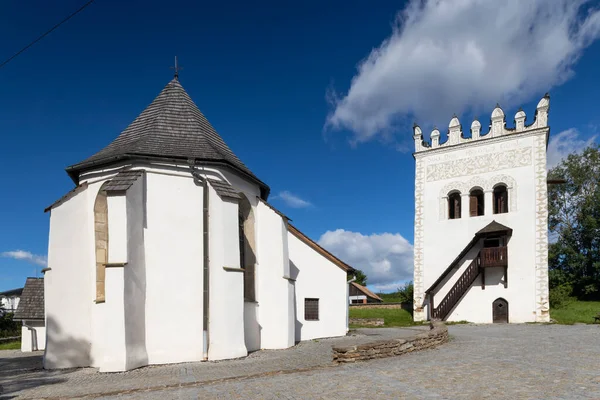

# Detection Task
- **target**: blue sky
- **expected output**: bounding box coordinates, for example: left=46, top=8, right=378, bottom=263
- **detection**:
left=1, top=0, right=599, bottom=293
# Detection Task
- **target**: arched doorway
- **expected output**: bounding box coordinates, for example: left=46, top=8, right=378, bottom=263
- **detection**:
left=492, top=298, right=508, bottom=323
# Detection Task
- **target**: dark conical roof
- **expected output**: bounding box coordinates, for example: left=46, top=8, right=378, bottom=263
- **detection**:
left=66, top=78, right=269, bottom=198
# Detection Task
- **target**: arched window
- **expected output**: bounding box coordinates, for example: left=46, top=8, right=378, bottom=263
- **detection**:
left=448, top=192, right=461, bottom=219
left=469, top=189, right=484, bottom=217
left=94, top=187, right=108, bottom=303
left=493, top=185, right=508, bottom=214
left=238, top=194, right=256, bottom=302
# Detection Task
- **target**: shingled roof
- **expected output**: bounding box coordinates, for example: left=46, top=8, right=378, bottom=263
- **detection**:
left=13, top=278, right=44, bottom=321
left=65, top=78, right=269, bottom=199
left=103, top=170, right=144, bottom=193
left=207, top=178, right=241, bottom=200
left=350, top=282, right=383, bottom=302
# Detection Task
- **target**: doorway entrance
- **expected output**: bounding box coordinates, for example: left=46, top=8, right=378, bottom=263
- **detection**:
left=492, top=298, right=508, bottom=323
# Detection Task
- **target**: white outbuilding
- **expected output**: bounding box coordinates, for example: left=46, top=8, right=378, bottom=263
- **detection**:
left=13, top=277, right=45, bottom=352
left=412, top=96, right=552, bottom=324
left=43, top=75, right=354, bottom=372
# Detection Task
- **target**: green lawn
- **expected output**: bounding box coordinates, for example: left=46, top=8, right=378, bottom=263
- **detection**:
left=349, top=300, right=600, bottom=327
left=349, top=307, right=419, bottom=327
left=0, top=340, right=20, bottom=350
left=551, top=301, right=600, bottom=325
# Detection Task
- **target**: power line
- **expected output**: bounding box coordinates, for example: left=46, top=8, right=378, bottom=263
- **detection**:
left=0, top=0, right=97, bottom=70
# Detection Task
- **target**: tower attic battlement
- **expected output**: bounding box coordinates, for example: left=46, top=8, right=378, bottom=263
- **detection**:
left=413, top=94, right=550, bottom=153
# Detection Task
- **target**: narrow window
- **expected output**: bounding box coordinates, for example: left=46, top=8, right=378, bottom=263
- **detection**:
left=448, top=192, right=461, bottom=219
left=304, top=298, right=319, bottom=320
left=469, top=189, right=484, bottom=217
left=493, top=185, right=508, bottom=214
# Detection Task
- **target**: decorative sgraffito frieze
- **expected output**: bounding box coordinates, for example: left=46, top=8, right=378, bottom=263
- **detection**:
left=413, top=158, right=426, bottom=321
left=426, top=147, right=532, bottom=182
left=533, top=134, right=550, bottom=322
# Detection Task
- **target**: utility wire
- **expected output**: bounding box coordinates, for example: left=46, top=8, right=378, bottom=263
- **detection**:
left=0, top=0, right=96, bottom=70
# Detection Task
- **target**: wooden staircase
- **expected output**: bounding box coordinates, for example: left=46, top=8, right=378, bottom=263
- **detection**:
left=424, top=221, right=513, bottom=321
left=431, top=257, right=480, bottom=320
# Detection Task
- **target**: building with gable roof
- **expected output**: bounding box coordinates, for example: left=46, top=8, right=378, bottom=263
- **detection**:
left=13, top=277, right=45, bottom=352
left=349, top=282, right=383, bottom=304
left=43, top=76, right=355, bottom=372
left=0, top=286, right=23, bottom=314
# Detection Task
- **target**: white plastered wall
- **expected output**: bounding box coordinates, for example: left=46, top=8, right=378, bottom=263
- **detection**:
left=208, top=185, right=247, bottom=360
left=123, top=176, right=148, bottom=370
left=44, top=184, right=94, bottom=369
left=143, top=171, right=204, bottom=365
left=255, top=202, right=294, bottom=349
left=288, top=232, right=347, bottom=341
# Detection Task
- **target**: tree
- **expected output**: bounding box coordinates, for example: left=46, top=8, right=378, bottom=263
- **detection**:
left=548, top=144, right=600, bottom=300
left=0, top=310, right=19, bottom=338
left=348, top=269, right=367, bottom=286
left=395, top=281, right=414, bottom=304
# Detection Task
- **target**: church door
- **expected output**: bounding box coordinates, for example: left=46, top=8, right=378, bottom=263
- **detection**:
left=492, top=298, right=508, bottom=323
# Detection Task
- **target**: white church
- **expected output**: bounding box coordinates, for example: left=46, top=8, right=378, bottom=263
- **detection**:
left=412, top=96, right=551, bottom=324
left=42, top=76, right=355, bottom=372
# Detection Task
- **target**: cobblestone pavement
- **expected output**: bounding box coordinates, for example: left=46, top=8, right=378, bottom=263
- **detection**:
left=2, top=325, right=599, bottom=399
left=0, top=327, right=425, bottom=399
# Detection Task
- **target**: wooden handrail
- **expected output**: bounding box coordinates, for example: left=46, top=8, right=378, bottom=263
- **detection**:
left=432, top=258, right=480, bottom=320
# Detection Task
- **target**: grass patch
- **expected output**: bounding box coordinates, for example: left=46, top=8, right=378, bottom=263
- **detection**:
left=349, top=307, right=421, bottom=327
left=443, top=320, right=470, bottom=325
left=551, top=301, right=600, bottom=325
left=0, top=340, right=20, bottom=350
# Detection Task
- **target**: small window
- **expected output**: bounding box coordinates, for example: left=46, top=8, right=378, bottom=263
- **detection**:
left=483, top=238, right=501, bottom=248
left=305, top=298, right=319, bottom=321
left=448, top=192, right=461, bottom=219
left=493, top=185, right=508, bottom=214
left=469, top=189, right=484, bottom=217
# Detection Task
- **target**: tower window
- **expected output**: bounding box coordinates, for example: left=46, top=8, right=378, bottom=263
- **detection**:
left=493, top=185, right=508, bottom=214
left=469, top=189, right=484, bottom=217
left=448, top=192, right=461, bottom=219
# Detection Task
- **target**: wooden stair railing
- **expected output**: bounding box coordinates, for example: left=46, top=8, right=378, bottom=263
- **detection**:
left=432, top=257, right=480, bottom=320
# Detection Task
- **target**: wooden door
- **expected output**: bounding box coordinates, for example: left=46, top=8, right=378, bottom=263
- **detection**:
left=493, top=298, right=508, bottom=323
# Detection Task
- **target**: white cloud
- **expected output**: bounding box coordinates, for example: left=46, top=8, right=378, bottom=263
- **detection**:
left=1, top=250, right=47, bottom=267
left=547, top=128, right=597, bottom=170
left=318, top=229, right=413, bottom=292
left=274, top=191, right=313, bottom=208
left=326, top=0, right=600, bottom=143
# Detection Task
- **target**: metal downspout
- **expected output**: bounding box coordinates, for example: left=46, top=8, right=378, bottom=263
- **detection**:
left=22, top=321, right=38, bottom=351
left=189, top=160, right=210, bottom=360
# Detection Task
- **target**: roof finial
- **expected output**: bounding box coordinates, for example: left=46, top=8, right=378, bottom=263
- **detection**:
left=171, top=56, right=182, bottom=80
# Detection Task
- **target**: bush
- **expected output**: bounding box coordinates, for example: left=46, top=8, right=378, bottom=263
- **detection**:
left=396, top=281, right=414, bottom=305
left=0, top=311, right=20, bottom=338
left=549, top=284, right=576, bottom=309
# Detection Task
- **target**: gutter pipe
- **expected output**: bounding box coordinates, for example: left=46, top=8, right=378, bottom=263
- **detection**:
left=22, top=321, right=38, bottom=351
left=189, top=160, right=210, bottom=360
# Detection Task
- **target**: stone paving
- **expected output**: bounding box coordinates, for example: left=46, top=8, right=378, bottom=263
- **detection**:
left=2, top=324, right=599, bottom=399
left=0, top=327, right=426, bottom=399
